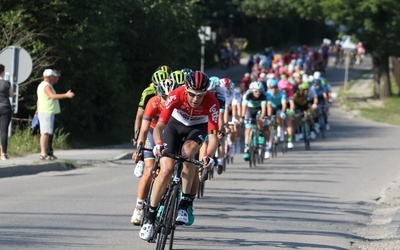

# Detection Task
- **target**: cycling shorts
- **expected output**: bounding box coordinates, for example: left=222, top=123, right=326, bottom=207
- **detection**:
left=162, top=117, right=207, bottom=157
left=143, top=128, right=155, bottom=159
left=271, top=105, right=283, bottom=116
left=296, top=104, right=309, bottom=113
left=244, top=107, right=261, bottom=128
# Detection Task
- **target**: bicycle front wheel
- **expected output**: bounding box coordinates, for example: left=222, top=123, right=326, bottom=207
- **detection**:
left=156, top=184, right=180, bottom=250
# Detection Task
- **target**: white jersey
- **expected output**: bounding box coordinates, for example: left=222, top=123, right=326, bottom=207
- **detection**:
left=232, top=89, right=242, bottom=106
left=222, top=87, right=240, bottom=107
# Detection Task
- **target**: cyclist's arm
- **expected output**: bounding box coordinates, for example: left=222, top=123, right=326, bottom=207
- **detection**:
left=153, top=122, right=166, bottom=145
left=267, top=102, right=272, bottom=117
left=134, top=109, right=144, bottom=133
left=223, top=104, right=229, bottom=125
left=138, top=119, right=151, bottom=146
left=206, top=133, right=218, bottom=157
left=241, top=100, right=248, bottom=118
left=260, top=101, right=267, bottom=118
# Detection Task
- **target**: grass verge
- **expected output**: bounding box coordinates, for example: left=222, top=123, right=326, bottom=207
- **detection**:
left=339, top=70, right=400, bottom=126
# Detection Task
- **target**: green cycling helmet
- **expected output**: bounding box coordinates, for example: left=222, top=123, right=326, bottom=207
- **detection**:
left=300, top=82, right=310, bottom=90
left=152, top=70, right=170, bottom=85
left=170, top=70, right=185, bottom=85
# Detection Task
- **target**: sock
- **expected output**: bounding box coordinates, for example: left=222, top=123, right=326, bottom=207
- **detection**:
left=147, top=206, right=157, bottom=223
left=218, top=158, right=223, bottom=166
left=188, top=195, right=196, bottom=207
left=179, top=193, right=190, bottom=209
left=136, top=199, right=144, bottom=209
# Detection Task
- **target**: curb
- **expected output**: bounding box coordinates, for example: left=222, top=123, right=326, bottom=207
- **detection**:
left=0, top=152, right=133, bottom=179
left=0, top=161, right=76, bottom=178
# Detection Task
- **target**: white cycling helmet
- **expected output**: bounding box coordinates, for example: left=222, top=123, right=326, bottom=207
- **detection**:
left=251, top=81, right=263, bottom=91
left=313, top=71, right=321, bottom=80
left=157, top=79, right=177, bottom=98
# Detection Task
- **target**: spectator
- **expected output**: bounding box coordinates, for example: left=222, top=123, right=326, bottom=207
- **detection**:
left=36, top=69, right=74, bottom=160
left=0, top=64, right=13, bottom=160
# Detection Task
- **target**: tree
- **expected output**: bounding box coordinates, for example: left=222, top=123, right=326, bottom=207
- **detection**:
left=234, top=0, right=400, bottom=98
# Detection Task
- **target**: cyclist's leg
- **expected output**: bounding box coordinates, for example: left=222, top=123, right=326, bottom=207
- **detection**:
left=177, top=126, right=206, bottom=225
left=133, top=131, right=155, bottom=225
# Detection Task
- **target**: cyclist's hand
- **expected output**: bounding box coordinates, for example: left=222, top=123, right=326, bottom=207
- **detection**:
left=217, top=130, right=225, bottom=139
left=239, top=117, right=244, bottom=124
left=132, top=152, right=138, bottom=162
left=280, top=112, right=286, bottom=119
left=287, top=109, right=295, bottom=116
left=311, top=103, right=318, bottom=110
left=153, top=142, right=164, bottom=157
left=202, top=154, right=215, bottom=169
left=131, top=138, right=137, bottom=146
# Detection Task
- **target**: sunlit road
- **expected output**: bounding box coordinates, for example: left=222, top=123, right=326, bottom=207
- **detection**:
left=2, top=57, right=400, bottom=249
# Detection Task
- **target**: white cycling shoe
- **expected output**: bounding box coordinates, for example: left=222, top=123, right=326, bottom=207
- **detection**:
left=131, top=207, right=143, bottom=226
left=288, top=142, right=294, bottom=149
left=139, top=222, right=154, bottom=241
left=176, top=209, right=189, bottom=225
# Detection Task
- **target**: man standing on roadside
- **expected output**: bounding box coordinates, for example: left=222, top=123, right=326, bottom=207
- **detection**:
left=36, top=69, right=74, bottom=160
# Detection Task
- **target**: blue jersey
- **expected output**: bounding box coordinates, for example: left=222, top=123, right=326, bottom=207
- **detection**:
left=266, top=89, right=286, bottom=108
left=310, top=85, right=327, bottom=98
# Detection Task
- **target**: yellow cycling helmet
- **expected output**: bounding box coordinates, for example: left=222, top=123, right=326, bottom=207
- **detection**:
left=170, top=70, right=185, bottom=85
left=152, top=70, right=170, bottom=85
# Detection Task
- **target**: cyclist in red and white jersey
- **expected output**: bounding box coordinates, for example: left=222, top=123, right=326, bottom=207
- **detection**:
left=140, top=71, right=219, bottom=241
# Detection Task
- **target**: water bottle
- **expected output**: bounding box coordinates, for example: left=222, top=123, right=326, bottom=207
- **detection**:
left=134, top=160, right=144, bottom=178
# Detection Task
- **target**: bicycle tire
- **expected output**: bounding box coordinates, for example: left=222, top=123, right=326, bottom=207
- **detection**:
left=156, top=184, right=179, bottom=250
left=155, top=190, right=172, bottom=248
left=303, top=121, right=311, bottom=150
left=167, top=185, right=180, bottom=250
left=252, top=149, right=257, bottom=168
left=318, top=113, right=325, bottom=139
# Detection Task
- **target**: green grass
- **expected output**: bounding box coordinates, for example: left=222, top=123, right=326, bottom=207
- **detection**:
left=360, top=97, right=400, bottom=125
left=338, top=70, right=400, bottom=126
left=7, top=124, right=70, bottom=157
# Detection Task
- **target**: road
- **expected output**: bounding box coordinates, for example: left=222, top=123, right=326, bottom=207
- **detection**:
left=1, top=57, right=400, bottom=250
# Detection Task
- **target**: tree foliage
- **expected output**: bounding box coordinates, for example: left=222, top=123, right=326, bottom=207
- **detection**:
left=235, top=0, right=400, bottom=98
left=1, top=0, right=203, bottom=146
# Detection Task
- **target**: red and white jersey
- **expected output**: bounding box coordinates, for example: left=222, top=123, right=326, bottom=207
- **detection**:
left=158, top=86, right=220, bottom=134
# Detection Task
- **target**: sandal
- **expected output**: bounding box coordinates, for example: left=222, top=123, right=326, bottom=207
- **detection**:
left=1, top=154, right=9, bottom=160
left=39, top=155, right=48, bottom=160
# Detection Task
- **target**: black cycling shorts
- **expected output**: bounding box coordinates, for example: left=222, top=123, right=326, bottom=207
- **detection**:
left=162, top=117, right=207, bottom=157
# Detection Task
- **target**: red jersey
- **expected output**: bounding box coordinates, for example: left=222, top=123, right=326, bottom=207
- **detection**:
left=143, top=95, right=164, bottom=129
left=158, top=86, right=219, bottom=134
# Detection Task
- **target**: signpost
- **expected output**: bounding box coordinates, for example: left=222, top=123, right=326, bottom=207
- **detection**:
left=0, top=46, right=33, bottom=136
left=198, top=26, right=211, bottom=72
left=341, top=36, right=356, bottom=90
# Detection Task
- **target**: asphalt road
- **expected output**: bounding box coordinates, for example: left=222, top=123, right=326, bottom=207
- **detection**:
left=1, top=57, right=400, bottom=249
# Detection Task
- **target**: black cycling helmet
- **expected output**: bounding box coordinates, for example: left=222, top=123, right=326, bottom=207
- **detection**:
left=185, top=71, right=209, bottom=91
left=181, top=67, right=194, bottom=75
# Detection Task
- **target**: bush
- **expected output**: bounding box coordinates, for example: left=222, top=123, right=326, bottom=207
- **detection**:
left=8, top=124, right=70, bottom=157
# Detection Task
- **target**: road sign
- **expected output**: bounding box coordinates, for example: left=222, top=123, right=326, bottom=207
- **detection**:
left=198, top=26, right=211, bottom=41
left=0, top=46, right=33, bottom=84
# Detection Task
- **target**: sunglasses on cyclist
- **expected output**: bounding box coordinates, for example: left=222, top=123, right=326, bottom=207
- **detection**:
left=186, top=90, right=206, bottom=98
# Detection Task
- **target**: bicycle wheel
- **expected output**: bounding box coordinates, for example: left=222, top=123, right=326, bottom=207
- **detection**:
left=167, top=185, right=181, bottom=250
left=318, top=113, right=325, bottom=138
left=303, top=121, right=311, bottom=150
left=156, top=184, right=179, bottom=250
left=249, top=146, right=253, bottom=168
left=251, top=148, right=257, bottom=167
